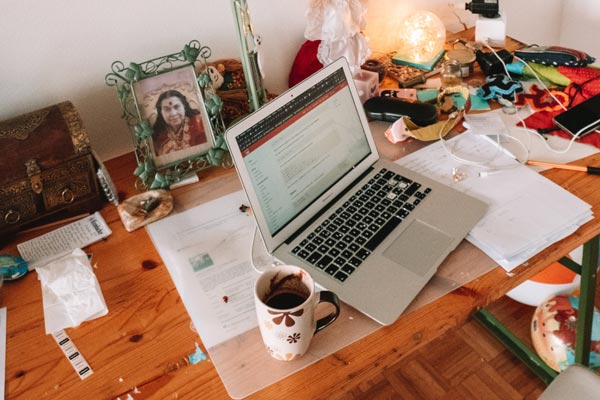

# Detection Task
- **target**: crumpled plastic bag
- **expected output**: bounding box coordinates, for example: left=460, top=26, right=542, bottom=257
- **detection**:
left=36, top=248, right=108, bottom=334
left=304, top=0, right=370, bottom=74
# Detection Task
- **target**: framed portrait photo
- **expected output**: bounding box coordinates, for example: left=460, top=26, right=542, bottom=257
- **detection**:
left=133, top=65, right=214, bottom=168
left=106, top=41, right=229, bottom=190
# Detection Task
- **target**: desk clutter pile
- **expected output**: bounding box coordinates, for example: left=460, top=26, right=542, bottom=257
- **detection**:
left=357, top=41, right=600, bottom=147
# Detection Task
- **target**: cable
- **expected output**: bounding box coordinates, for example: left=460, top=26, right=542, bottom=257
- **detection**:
left=439, top=38, right=599, bottom=170
left=479, top=41, right=600, bottom=155
left=437, top=110, right=527, bottom=172
left=482, top=41, right=511, bottom=77
left=512, top=54, right=568, bottom=112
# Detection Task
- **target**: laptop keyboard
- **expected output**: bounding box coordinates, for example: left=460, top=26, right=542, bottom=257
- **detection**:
left=291, top=168, right=432, bottom=283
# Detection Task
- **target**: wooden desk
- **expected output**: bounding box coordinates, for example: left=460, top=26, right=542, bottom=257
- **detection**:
left=3, top=31, right=600, bottom=399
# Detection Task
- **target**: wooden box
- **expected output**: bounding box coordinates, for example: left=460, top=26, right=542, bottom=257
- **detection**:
left=0, top=101, right=102, bottom=239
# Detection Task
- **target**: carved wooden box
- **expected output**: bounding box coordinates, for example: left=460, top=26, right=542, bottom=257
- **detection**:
left=0, top=101, right=102, bottom=239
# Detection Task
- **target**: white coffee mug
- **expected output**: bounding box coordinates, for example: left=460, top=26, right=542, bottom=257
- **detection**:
left=254, top=265, right=340, bottom=361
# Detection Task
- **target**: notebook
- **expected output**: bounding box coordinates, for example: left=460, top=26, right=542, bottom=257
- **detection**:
left=225, top=58, right=487, bottom=325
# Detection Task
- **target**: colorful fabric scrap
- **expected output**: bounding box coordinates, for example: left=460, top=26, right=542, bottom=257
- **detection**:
left=477, top=74, right=523, bottom=101
left=515, top=84, right=570, bottom=112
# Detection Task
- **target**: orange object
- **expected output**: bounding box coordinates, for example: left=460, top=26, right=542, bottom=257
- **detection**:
left=529, top=261, right=577, bottom=285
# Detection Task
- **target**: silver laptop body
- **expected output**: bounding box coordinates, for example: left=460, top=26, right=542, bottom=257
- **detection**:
left=225, top=58, right=487, bottom=325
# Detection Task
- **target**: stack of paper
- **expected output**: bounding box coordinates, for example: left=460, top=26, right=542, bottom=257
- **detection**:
left=396, top=134, right=593, bottom=271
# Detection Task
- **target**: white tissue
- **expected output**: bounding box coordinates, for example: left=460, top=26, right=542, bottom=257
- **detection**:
left=36, top=248, right=108, bottom=334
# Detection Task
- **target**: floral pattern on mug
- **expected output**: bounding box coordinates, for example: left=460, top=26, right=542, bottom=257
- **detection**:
left=268, top=308, right=304, bottom=327
left=287, top=333, right=301, bottom=343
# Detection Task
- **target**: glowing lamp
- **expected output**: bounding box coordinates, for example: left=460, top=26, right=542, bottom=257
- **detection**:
left=394, top=11, right=446, bottom=67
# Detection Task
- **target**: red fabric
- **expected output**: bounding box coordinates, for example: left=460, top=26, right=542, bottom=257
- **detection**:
left=558, top=66, right=600, bottom=106
left=517, top=66, right=600, bottom=148
left=288, top=40, right=323, bottom=87
left=520, top=110, right=600, bottom=148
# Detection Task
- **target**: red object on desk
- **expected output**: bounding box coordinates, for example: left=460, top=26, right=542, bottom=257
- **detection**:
left=517, top=66, right=600, bottom=149
left=288, top=40, right=323, bottom=87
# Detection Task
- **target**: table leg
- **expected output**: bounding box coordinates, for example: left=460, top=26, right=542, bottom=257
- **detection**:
left=574, top=235, right=599, bottom=366
left=473, top=234, right=599, bottom=384
left=473, top=309, right=558, bottom=384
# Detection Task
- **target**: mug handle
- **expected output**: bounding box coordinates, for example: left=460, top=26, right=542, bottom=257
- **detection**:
left=315, top=291, right=341, bottom=334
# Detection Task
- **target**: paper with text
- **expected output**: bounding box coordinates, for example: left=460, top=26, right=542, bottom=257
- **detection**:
left=146, top=191, right=260, bottom=348
left=396, top=134, right=593, bottom=271
left=17, top=212, right=111, bottom=268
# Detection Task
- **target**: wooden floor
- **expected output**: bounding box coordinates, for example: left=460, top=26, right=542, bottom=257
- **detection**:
left=334, top=286, right=600, bottom=400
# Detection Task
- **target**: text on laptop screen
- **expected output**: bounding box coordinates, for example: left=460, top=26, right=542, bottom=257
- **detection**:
left=235, top=67, right=371, bottom=235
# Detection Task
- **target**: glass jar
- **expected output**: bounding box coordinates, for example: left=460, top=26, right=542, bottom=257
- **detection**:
left=441, top=59, right=463, bottom=87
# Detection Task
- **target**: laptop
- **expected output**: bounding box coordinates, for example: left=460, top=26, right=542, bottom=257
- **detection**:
left=225, top=58, right=487, bottom=325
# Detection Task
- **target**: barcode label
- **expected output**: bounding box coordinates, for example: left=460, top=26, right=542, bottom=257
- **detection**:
left=52, top=330, right=94, bottom=380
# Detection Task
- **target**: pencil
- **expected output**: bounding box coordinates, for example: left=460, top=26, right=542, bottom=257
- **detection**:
left=526, top=160, right=600, bottom=175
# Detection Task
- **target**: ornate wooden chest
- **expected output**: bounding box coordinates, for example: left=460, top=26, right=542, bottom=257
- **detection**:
left=0, top=101, right=102, bottom=239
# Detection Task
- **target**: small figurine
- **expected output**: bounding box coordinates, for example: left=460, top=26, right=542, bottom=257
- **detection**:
left=206, top=65, right=225, bottom=90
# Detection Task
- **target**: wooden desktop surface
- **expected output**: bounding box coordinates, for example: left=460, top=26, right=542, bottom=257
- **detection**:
left=4, top=30, right=600, bottom=399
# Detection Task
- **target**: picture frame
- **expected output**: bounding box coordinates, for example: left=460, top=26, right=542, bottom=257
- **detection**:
left=231, top=0, right=268, bottom=112
left=105, top=41, right=229, bottom=190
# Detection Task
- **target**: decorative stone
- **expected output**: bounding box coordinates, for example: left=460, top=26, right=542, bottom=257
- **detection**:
left=117, top=189, right=173, bottom=232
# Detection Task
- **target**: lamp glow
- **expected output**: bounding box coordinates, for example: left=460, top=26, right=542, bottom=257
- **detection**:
left=397, top=11, right=446, bottom=63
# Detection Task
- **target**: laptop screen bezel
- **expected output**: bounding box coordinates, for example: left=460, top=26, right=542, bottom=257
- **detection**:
left=225, top=57, right=380, bottom=253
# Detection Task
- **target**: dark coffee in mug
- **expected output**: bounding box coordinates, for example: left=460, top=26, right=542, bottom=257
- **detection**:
left=254, top=265, right=341, bottom=361
left=265, top=292, right=306, bottom=309
left=262, top=270, right=311, bottom=310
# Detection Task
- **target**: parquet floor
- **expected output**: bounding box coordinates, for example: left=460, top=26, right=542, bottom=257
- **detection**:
left=338, top=284, right=600, bottom=400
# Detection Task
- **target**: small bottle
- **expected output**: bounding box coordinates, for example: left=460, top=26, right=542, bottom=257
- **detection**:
left=441, top=59, right=462, bottom=87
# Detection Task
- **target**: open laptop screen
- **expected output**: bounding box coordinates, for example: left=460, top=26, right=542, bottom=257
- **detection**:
left=234, top=67, right=372, bottom=236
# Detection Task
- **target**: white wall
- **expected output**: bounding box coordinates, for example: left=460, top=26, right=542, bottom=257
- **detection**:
left=0, top=0, right=309, bottom=161
left=0, top=0, right=577, bottom=162
left=560, top=0, right=600, bottom=58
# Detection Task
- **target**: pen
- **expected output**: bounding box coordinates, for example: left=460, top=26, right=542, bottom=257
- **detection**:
left=526, top=160, right=600, bottom=175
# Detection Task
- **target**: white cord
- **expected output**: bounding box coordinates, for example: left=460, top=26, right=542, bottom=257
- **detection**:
left=439, top=39, right=599, bottom=170
left=512, top=54, right=568, bottom=112
left=482, top=41, right=512, bottom=77
left=479, top=41, right=599, bottom=155
left=437, top=111, right=527, bottom=172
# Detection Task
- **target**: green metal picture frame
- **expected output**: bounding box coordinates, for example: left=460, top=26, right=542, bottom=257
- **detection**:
left=231, top=0, right=268, bottom=112
left=105, top=41, right=230, bottom=190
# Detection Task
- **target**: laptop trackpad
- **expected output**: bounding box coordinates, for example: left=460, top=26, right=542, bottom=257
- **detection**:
left=382, top=220, right=454, bottom=276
